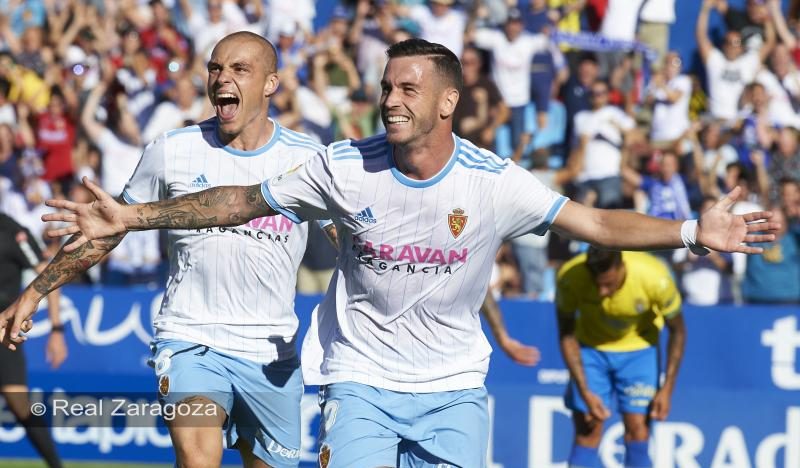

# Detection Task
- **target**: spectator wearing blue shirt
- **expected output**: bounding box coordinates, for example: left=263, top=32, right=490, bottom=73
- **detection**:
left=743, top=204, right=800, bottom=304
left=623, top=150, right=692, bottom=221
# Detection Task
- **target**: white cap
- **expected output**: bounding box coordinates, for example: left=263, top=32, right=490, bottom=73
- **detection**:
left=64, top=45, right=87, bottom=66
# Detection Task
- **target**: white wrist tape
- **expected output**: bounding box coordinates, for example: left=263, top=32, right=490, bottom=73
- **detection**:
left=681, top=219, right=710, bottom=256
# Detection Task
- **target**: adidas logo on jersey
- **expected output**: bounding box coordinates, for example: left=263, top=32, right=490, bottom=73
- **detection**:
left=190, top=174, right=212, bottom=188
left=354, top=207, right=377, bottom=224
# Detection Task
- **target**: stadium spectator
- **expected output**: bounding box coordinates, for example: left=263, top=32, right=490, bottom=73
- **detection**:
left=141, top=75, right=208, bottom=144
left=572, top=79, right=637, bottom=208
left=178, top=0, right=250, bottom=61
left=638, top=0, right=676, bottom=68
left=556, top=248, right=686, bottom=468
left=561, top=53, right=598, bottom=157
left=718, top=0, right=772, bottom=50
left=596, top=0, right=646, bottom=76
left=400, top=0, right=470, bottom=57
left=779, top=177, right=800, bottom=224
left=701, top=120, right=740, bottom=186
left=470, top=7, right=550, bottom=162
left=696, top=0, right=775, bottom=123
left=32, top=90, right=76, bottom=196
left=742, top=204, right=800, bottom=303
left=756, top=44, right=800, bottom=128
left=623, top=150, right=692, bottom=221
left=769, top=126, right=800, bottom=196
left=349, top=0, right=395, bottom=99
left=452, top=44, right=509, bottom=152
left=645, top=51, right=692, bottom=150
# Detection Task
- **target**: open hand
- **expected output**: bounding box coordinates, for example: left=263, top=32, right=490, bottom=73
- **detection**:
left=42, top=177, right=127, bottom=252
left=696, top=187, right=780, bottom=253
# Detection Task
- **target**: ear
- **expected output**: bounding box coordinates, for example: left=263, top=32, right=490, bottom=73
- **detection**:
left=439, top=87, right=460, bottom=119
left=264, top=72, right=280, bottom=98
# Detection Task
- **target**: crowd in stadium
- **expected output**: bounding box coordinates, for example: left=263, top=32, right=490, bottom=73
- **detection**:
left=0, top=0, right=798, bottom=305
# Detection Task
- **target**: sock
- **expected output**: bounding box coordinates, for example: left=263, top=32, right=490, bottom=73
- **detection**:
left=568, top=444, right=601, bottom=468
left=624, top=440, right=652, bottom=468
left=20, top=414, right=63, bottom=468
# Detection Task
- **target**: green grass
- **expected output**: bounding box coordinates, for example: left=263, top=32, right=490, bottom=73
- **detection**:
left=1, top=461, right=240, bottom=468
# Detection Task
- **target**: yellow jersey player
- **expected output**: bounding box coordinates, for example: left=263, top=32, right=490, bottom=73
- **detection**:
left=556, top=247, right=686, bottom=468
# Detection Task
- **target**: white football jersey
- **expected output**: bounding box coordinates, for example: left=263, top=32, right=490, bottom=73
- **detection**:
left=123, top=118, right=323, bottom=363
left=263, top=133, right=567, bottom=392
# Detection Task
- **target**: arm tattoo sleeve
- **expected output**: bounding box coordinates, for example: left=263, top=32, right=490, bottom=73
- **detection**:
left=131, top=185, right=271, bottom=230
left=31, top=232, right=125, bottom=297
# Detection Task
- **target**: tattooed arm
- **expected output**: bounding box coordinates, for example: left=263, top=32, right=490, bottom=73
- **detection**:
left=0, top=206, right=126, bottom=349
left=44, top=178, right=274, bottom=252
left=127, top=184, right=271, bottom=230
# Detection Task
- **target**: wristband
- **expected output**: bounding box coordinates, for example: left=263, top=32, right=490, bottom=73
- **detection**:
left=681, top=219, right=710, bottom=256
left=50, top=324, right=65, bottom=333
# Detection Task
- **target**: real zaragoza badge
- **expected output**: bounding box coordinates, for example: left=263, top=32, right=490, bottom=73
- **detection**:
left=448, top=208, right=468, bottom=239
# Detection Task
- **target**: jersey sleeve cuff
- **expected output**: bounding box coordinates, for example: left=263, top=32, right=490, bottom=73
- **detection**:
left=260, top=180, right=303, bottom=224
left=121, top=190, right=141, bottom=204
left=532, top=195, right=568, bottom=236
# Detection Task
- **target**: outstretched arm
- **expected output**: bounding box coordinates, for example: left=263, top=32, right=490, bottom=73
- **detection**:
left=44, top=178, right=275, bottom=252
left=550, top=187, right=778, bottom=254
left=480, top=293, right=540, bottom=366
left=0, top=227, right=126, bottom=349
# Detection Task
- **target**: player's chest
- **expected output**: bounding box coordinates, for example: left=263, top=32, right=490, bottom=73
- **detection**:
left=338, top=178, right=495, bottom=256
left=165, top=153, right=299, bottom=196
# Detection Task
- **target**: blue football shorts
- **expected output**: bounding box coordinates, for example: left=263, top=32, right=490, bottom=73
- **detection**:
left=565, top=346, right=659, bottom=415
left=150, top=339, right=303, bottom=468
left=317, top=381, right=489, bottom=468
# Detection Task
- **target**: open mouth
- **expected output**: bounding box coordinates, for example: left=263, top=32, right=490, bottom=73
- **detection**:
left=215, top=92, right=240, bottom=121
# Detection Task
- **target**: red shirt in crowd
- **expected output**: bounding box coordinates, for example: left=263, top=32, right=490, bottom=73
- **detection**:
left=36, top=112, right=75, bottom=181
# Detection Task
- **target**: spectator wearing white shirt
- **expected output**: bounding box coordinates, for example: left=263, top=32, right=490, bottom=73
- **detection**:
left=696, top=0, right=774, bottom=122
left=573, top=80, right=637, bottom=208
left=645, top=52, right=692, bottom=148
left=407, top=0, right=468, bottom=57
left=756, top=44, right=800, bottom=129
left=597, top=0, right=646, bottom=76
left=472, top=8, right=549, bottom=162
left=638, top=0, right=675, bottom=68
left=178, top=0, right=249, bottom=62
left=142, top=76, right=208, bottom=144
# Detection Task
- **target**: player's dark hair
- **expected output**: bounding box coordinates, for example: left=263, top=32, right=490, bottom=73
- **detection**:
left=585, top=247, right=622, bottom=276
left=386, top=38, right=463, bottom=94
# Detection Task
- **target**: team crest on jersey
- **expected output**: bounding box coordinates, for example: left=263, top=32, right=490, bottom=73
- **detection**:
left=448, top=208, right=468, bottom=239
left=635, top=299, right=646, bottom=314
left=158, top=375, right=170, bottom=397
left=319, top=443, right=331, bottom=468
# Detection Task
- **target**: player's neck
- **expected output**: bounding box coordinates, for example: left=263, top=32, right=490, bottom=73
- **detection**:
left=393, top=131, right=455, bottom=181
left=218, top=117, right=275, bottom=152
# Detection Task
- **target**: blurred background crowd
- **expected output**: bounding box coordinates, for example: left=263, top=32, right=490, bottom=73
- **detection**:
left=0, top=0, right=799, bottom=306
